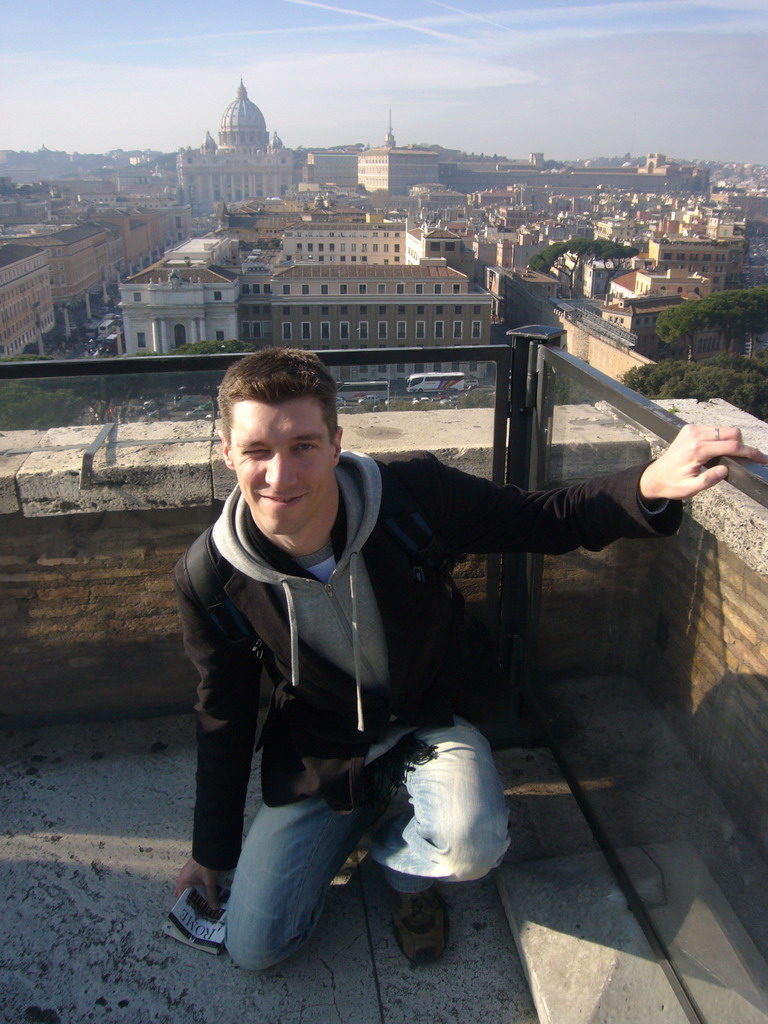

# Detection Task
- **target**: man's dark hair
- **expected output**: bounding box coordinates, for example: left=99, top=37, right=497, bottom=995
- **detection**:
left=218, top=348, right=338, bottom=440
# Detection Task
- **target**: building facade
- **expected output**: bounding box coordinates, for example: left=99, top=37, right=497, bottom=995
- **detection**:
left=282, top=219, right=406, bottom=265
left=267, top=263, right=492, bottom=357
left=120, top=237, right=240, bottom=353
left=358, top=127, right=440, bottom=195
left=177, top=82, right=295, bottom=213
left=0, top=244, right=55, bottom=357
left=647, top=237, right=745, bottom=291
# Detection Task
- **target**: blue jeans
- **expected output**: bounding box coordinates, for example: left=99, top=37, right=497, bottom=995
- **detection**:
left=225, top=718, right=510, bottom=971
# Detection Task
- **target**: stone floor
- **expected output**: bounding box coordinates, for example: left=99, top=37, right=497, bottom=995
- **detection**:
left=1, top=714, right=597, bottom=1024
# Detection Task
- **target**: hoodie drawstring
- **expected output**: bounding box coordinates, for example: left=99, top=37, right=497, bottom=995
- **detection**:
left=282, top=561, right=366, bottom=733
left=349, top=551, right=365, bottom=732
left=282, top=581, right=301, bottom=690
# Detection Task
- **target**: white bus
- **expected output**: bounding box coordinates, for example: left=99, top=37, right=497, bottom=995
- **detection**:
left=336, top=380, right=390, bottom=405
left=405, top=371, right=466, bottom=395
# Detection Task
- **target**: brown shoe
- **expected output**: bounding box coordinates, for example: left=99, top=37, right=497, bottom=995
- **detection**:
left=389, top=885, right=448, bottom=964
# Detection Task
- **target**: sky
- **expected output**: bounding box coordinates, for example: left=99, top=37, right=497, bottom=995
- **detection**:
left=2, top=0, right=767, bottom=165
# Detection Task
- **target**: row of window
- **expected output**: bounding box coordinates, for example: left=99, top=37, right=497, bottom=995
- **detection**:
left=280, top=282, right=464, bottom=296
left=288, top=231, right=402, bottom=238
left=660, top=252, right=727, bottom=262
left=280, top=321, right=483, bottom=342
left=281, top=304, right=480, bottom=316
left=294, top=242, right=401, bottom=254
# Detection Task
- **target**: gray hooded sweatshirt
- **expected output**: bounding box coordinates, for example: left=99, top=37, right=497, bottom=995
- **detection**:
left=211, top=450, right=412, bottom=751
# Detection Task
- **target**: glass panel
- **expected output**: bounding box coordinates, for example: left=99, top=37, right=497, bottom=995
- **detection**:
left=530, top=354, right=768, bottom=1022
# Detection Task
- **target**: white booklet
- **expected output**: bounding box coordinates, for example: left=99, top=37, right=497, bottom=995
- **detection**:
left=163, top=877, right=232, bottom=955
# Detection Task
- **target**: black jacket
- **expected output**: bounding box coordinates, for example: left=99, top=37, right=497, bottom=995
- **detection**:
left=174, top=453, right=682, bottom=869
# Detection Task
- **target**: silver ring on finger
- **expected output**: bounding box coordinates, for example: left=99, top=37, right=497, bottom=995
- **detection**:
left=714, top=428, right=720, bottom=441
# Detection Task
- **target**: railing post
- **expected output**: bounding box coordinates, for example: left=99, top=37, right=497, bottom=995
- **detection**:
left=496, top=326, right=566, bottom=735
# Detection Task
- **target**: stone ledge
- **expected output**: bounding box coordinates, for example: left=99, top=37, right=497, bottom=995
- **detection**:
left=1, top=404, right=766, bottom=579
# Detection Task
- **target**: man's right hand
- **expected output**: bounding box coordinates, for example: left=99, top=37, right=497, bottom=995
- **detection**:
left=174, top=857, right=221, bottom=909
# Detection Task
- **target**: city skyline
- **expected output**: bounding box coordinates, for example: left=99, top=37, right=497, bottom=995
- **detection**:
left=2, top=0, right=767, bottom=166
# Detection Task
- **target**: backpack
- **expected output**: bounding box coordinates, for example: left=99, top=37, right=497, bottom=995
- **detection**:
left=183, top=462, right=451, bottom=651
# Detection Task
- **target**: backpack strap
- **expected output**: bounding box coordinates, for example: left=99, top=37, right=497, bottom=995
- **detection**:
left=376, top=462, right=452, bottom=582
left=184, top=527, right=263, bottom=654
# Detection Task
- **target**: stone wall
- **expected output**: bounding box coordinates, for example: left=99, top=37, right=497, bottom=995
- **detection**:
left=0, top=411, right=497, bottom=723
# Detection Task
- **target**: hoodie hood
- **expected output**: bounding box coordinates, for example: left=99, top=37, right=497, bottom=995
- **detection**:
left=212, top=451, right=386, bottom=730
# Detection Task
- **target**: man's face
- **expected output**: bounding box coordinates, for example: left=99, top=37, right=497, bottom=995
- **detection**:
left=221, top=396, right=343, bottom=555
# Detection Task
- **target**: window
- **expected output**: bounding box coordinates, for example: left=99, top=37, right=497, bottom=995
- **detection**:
left=340, top=284, right=348, bottom=295
left=453, top=321, right=463, bottom=339
left=282, top=284, right=291, bottom=295
left=359, top=305, right=368, bottom=314
left=397, top=305, right=406, bottom=315
left=430, top=242, right=441, bottom=252
left=241, top=283, right=251, bottom=295
left=216, top=330, right=225, bottom=340
left=434, top=321, right=444, bottom=340
left=136, top=331, right=146, bottom=349
left=378, top=321, right=387, bottom=340
left=282, top=306, right=290, bottom=315
left=397, top=322, right=407, bottom=339
left=320, top=322, right=331, bottom=341
left=444, top=243, right=455, bottom=252
left=415, top=284, right=424, bottom=294
left=301, top=322, right=311, bottom=341
left=214, top=291, right=222, bottom=301
left=473, top=304, right=481, bottom=314
left=378, top=283, right=386, bottom=294
left=301, top=306, right=310, bottom=315
left=321, top=306, right=329, bottom=316
left=416, top=321, right=425, bottom=340
left=133, top=292, right=142, bottom=302
left=452, top=284, right=460, bottom=294
left=302, top=285, right=309, bottom=295
left=434, top=284, right=442, bottom=294
left=321, top=284, right=329, bottom=295
left=435, top=305, right=444, bottom=314
left=471, top=320, right=481, bottom=339
left=282, top=323, right=292, bottom=341
left=340, top=322, right=350, bottom=340
left=416, top=305, right=425, bottom=315
left=396, top=283, right=405, bottom=294
left=454, top=305, right=463, bottom=314
left=359, top=321, right=369, bottom=340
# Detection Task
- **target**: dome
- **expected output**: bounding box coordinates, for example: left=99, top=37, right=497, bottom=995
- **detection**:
left=218, top=80, right=269, bottom=152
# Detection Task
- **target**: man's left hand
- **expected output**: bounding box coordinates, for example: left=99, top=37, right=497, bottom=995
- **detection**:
left=639, top=424, right=768, bottom=502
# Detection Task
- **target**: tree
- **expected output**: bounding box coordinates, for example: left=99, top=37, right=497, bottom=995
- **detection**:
left=0, top=381, right=85, bottom=430
left=170, top=339, right=258, bottom=355
left=623, top=351, right=768, bottom=421
left=528, top=237, right=639, bottom=296
left=656, top=287, right=768, bottom=359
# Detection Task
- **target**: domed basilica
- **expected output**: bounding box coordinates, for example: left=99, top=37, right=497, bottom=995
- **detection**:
left=177, top=81, right=295, bottom=212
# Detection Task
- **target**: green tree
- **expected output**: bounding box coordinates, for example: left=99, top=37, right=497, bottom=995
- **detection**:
left=170, top=339, right=257, bottom=355
left=623, top=352, right=768, bottom=421
left=528, top=237, right=639, bottom=296
left=656, top=287, right=768, bottom=359
left=0, top=381, right=85, bottom=430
